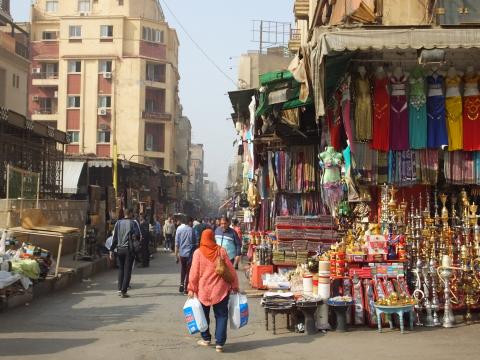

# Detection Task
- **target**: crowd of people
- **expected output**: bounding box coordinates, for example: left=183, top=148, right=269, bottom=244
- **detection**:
left=107, top=212, right=243, bottom=352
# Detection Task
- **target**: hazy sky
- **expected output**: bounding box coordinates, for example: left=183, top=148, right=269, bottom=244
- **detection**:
left=11, top=0, right=293, bottom=190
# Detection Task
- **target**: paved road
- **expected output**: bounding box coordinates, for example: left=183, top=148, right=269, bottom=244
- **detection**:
left=1, top=251, right=480, bottom=360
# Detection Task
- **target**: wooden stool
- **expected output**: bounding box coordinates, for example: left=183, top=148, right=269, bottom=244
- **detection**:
left=264, top=306, right=296, bottom=335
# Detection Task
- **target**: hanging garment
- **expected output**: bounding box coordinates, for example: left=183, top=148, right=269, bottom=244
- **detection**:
left=354, top=76, right=373, bottom=141
left=427, top=75, right=449, bottom=148
left=463, top=95, right=480, bottom=151
left=408, top=76, right=427, bottom=149
left=389, top=75, right=409, bottom=150
left=372, top=77, right=390, bottom=151
left=327, top=92, right=344, bottom=151
left=341, top=77, right=355, bottom=153
left=445, top=75, right=463, bottom=151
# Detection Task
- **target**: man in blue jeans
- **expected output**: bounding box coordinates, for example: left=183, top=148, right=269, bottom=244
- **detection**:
left=174, top=217, right=194, bottom=294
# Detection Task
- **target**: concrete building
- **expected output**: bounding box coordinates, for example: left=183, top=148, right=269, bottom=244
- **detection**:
left=175, top=112, right=191, bottom=198
left=29, top=0, right=180, bottom=171
left=237, top=46, right=292, bottom=89
left=189, top=143, right=204, bottom=202
left=0, top=1, right=30, bottom=117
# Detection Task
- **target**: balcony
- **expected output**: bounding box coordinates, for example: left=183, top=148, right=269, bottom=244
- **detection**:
left=294, top=0, right=309, bottom=20
left=288, top=28, right=301, bottom=53
left=142, top=110, right=171, bottom=121
left=0, top=31, right=29, bottom=60
left=32, top=110, right=58, bottom=121
left=32, top=72, right=59, bottom=87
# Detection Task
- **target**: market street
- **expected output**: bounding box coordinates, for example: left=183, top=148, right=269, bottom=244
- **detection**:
left=0, top=252, right=479, bottom=360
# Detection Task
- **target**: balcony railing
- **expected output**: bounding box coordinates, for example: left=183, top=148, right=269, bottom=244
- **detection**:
left=32, top=72, right=59, bottom=80
left=142, top=110, right=171, bottom=121
left=34, top=108, right=58, bottom=115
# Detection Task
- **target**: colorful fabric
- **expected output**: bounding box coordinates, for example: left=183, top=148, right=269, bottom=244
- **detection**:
left=463, top=95, right=480, bottom=151
left=427, top=95, right=448, bottom=148
left=354, top=77, right=373, bottom=141
left=408, top=76, right=427, bottom=149
left=445, top=96, right=463, bottom=151
left=372, top=77, right=390, bottom=151
left=390, top=95, right=409, bottom=150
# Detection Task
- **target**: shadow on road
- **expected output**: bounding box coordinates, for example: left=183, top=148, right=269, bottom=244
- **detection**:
left=228, top=334, right=317, bottom=353
left=0, top=338, right=97, bottom=356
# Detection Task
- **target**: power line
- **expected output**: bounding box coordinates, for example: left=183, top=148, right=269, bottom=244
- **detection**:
left=159, top=0, right=237, bottom=87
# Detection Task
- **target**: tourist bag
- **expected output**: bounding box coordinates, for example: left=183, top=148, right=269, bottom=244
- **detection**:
left=229, top=293, right=249, bottom=330
left=215, top=238, right=234, bottom=284
left=183, top=297, right=208, bottom=334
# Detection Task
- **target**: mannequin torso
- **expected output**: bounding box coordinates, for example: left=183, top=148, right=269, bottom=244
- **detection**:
left=319, top=146, right=343, bottom=184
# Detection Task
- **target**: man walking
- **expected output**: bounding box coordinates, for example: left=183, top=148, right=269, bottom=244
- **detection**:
left=110, top=208, right=140, bottom=298
left=175, top=217, right=194, bottom=294
left=163, top=216, right=175, bottom=251
left=138, top=214, right=150, bottom=268
left=214, top=216, right=242, bottom=266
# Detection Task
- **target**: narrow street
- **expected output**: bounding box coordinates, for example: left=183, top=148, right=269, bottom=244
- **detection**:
left=0, top=252, right=479, bottom=360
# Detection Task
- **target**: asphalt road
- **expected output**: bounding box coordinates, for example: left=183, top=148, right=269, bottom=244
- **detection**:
left=0, top=251, right=479, bottom=360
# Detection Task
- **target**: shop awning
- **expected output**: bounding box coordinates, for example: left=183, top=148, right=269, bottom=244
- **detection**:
left=310, top=27, right=480, bottom=118
left=63, top=161, right=85, bottom=194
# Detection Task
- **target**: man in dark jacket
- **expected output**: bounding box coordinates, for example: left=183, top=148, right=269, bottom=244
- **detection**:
left=110, top=208, right=140, bottom=298
left=139, top=214, right=150, bottom=267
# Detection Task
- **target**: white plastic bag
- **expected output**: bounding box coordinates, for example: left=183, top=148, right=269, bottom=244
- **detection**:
left=229, top=293, right=249, bottom=330
left=183, top=297, right=208, bottom=334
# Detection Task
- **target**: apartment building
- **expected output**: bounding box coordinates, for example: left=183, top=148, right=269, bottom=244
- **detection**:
left=30, top=0, right=180, bottom=171
left=0, top=0, right=30, bottom=116
left=189, top=144, right=204, bottom=201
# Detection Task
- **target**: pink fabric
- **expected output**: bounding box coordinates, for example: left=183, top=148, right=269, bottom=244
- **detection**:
left=188, top=247, right=239, bottom=306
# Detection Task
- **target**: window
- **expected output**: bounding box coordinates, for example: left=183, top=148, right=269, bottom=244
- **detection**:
left=67, top=96, right=81, bottom=108
left=118, top=0, right=124, bottom=5
left=43, top=63, right=59, bottom=78
left=45, top=0, right=58, bottom=12
left=144, top=123, right=165, bottom=152
left=100, top=25, right=113, bottom=38
left=97, top=130, right=111, bottom=143
left=67, top=131, right=80, bottom=143
left=16, top=75, right=20, bottom=89
left=69, top=25, right=82, bottom=38
left=142, top=26, right=164, bottom=43
left=42, top=31, right=58, bottom=40
left=145, top=99, right=157, bottom=113
left=78, top=0, right=91, bottom=12
left=98, top=96, right=111, bottom=108
left=68, top=60, right=81, bottom=73
left=12, top=74, right=15, bottom=87
left=146, top=63, right=166, bottom=82
left=99, top=60, right=112, bottom=73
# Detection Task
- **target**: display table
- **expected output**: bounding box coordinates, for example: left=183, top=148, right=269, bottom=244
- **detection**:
left=9, top=227, right=81, bottom=277
left=374, top=304, right=415, bottom=334
left=264, top=305, right=296, bottom=335
left=296, top=300, right=322, bottom=335
left=327, top=299, right=354, bottom=332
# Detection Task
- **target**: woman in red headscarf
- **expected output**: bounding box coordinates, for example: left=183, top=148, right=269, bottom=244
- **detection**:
left=188, top=229, right=239, bottom=353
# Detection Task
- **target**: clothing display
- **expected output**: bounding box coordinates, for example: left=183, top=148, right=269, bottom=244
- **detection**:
left=444, top=151, right=477, bottom=184
left=327, top=91, right=345, bottom=151
left=426, top=75, right=449, bottom=148
left=341, top=77, right=355, bottom=153
left=463, top=73, right=480, bottom=151
left=445, top=75, right=463, bottom=151
left=408, top=74, right=427, bottom=149
left=372, top=76, right=390, bottom=151
left=389, top=75, right=409, bottom=151
left=354, top=75, right=373, bottom=141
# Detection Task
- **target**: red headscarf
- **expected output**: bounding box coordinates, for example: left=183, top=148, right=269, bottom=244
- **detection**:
left=199, top=229, right=219, bottom=262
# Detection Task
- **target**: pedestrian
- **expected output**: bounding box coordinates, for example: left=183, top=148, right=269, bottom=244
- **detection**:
left=231, top=219, right=243, bottom=270
left=214, top=216, right=242, bottom=266
left=175, top=216, right=194, bottom=294
left=153, top=216, right=162, bottom=249
left=188, top=229, right=240, bottom=353
left=192, top=220, right=208, bottom=251
left=110, top=208, right=140, bottom=298
left=139, top=214, right=150, bottom=267
left=163, top=216, right=175, bottom=251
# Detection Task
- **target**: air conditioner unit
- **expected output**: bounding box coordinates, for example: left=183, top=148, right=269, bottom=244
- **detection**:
left=54, top=91, right=58, bottom=98
left=32, top=95, right=39, bottom=102
left=32, top=68, right=41, bottom=74
left=103, top=72, right=112, bottom=79
left=98, top=108, right=107, bottom=116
